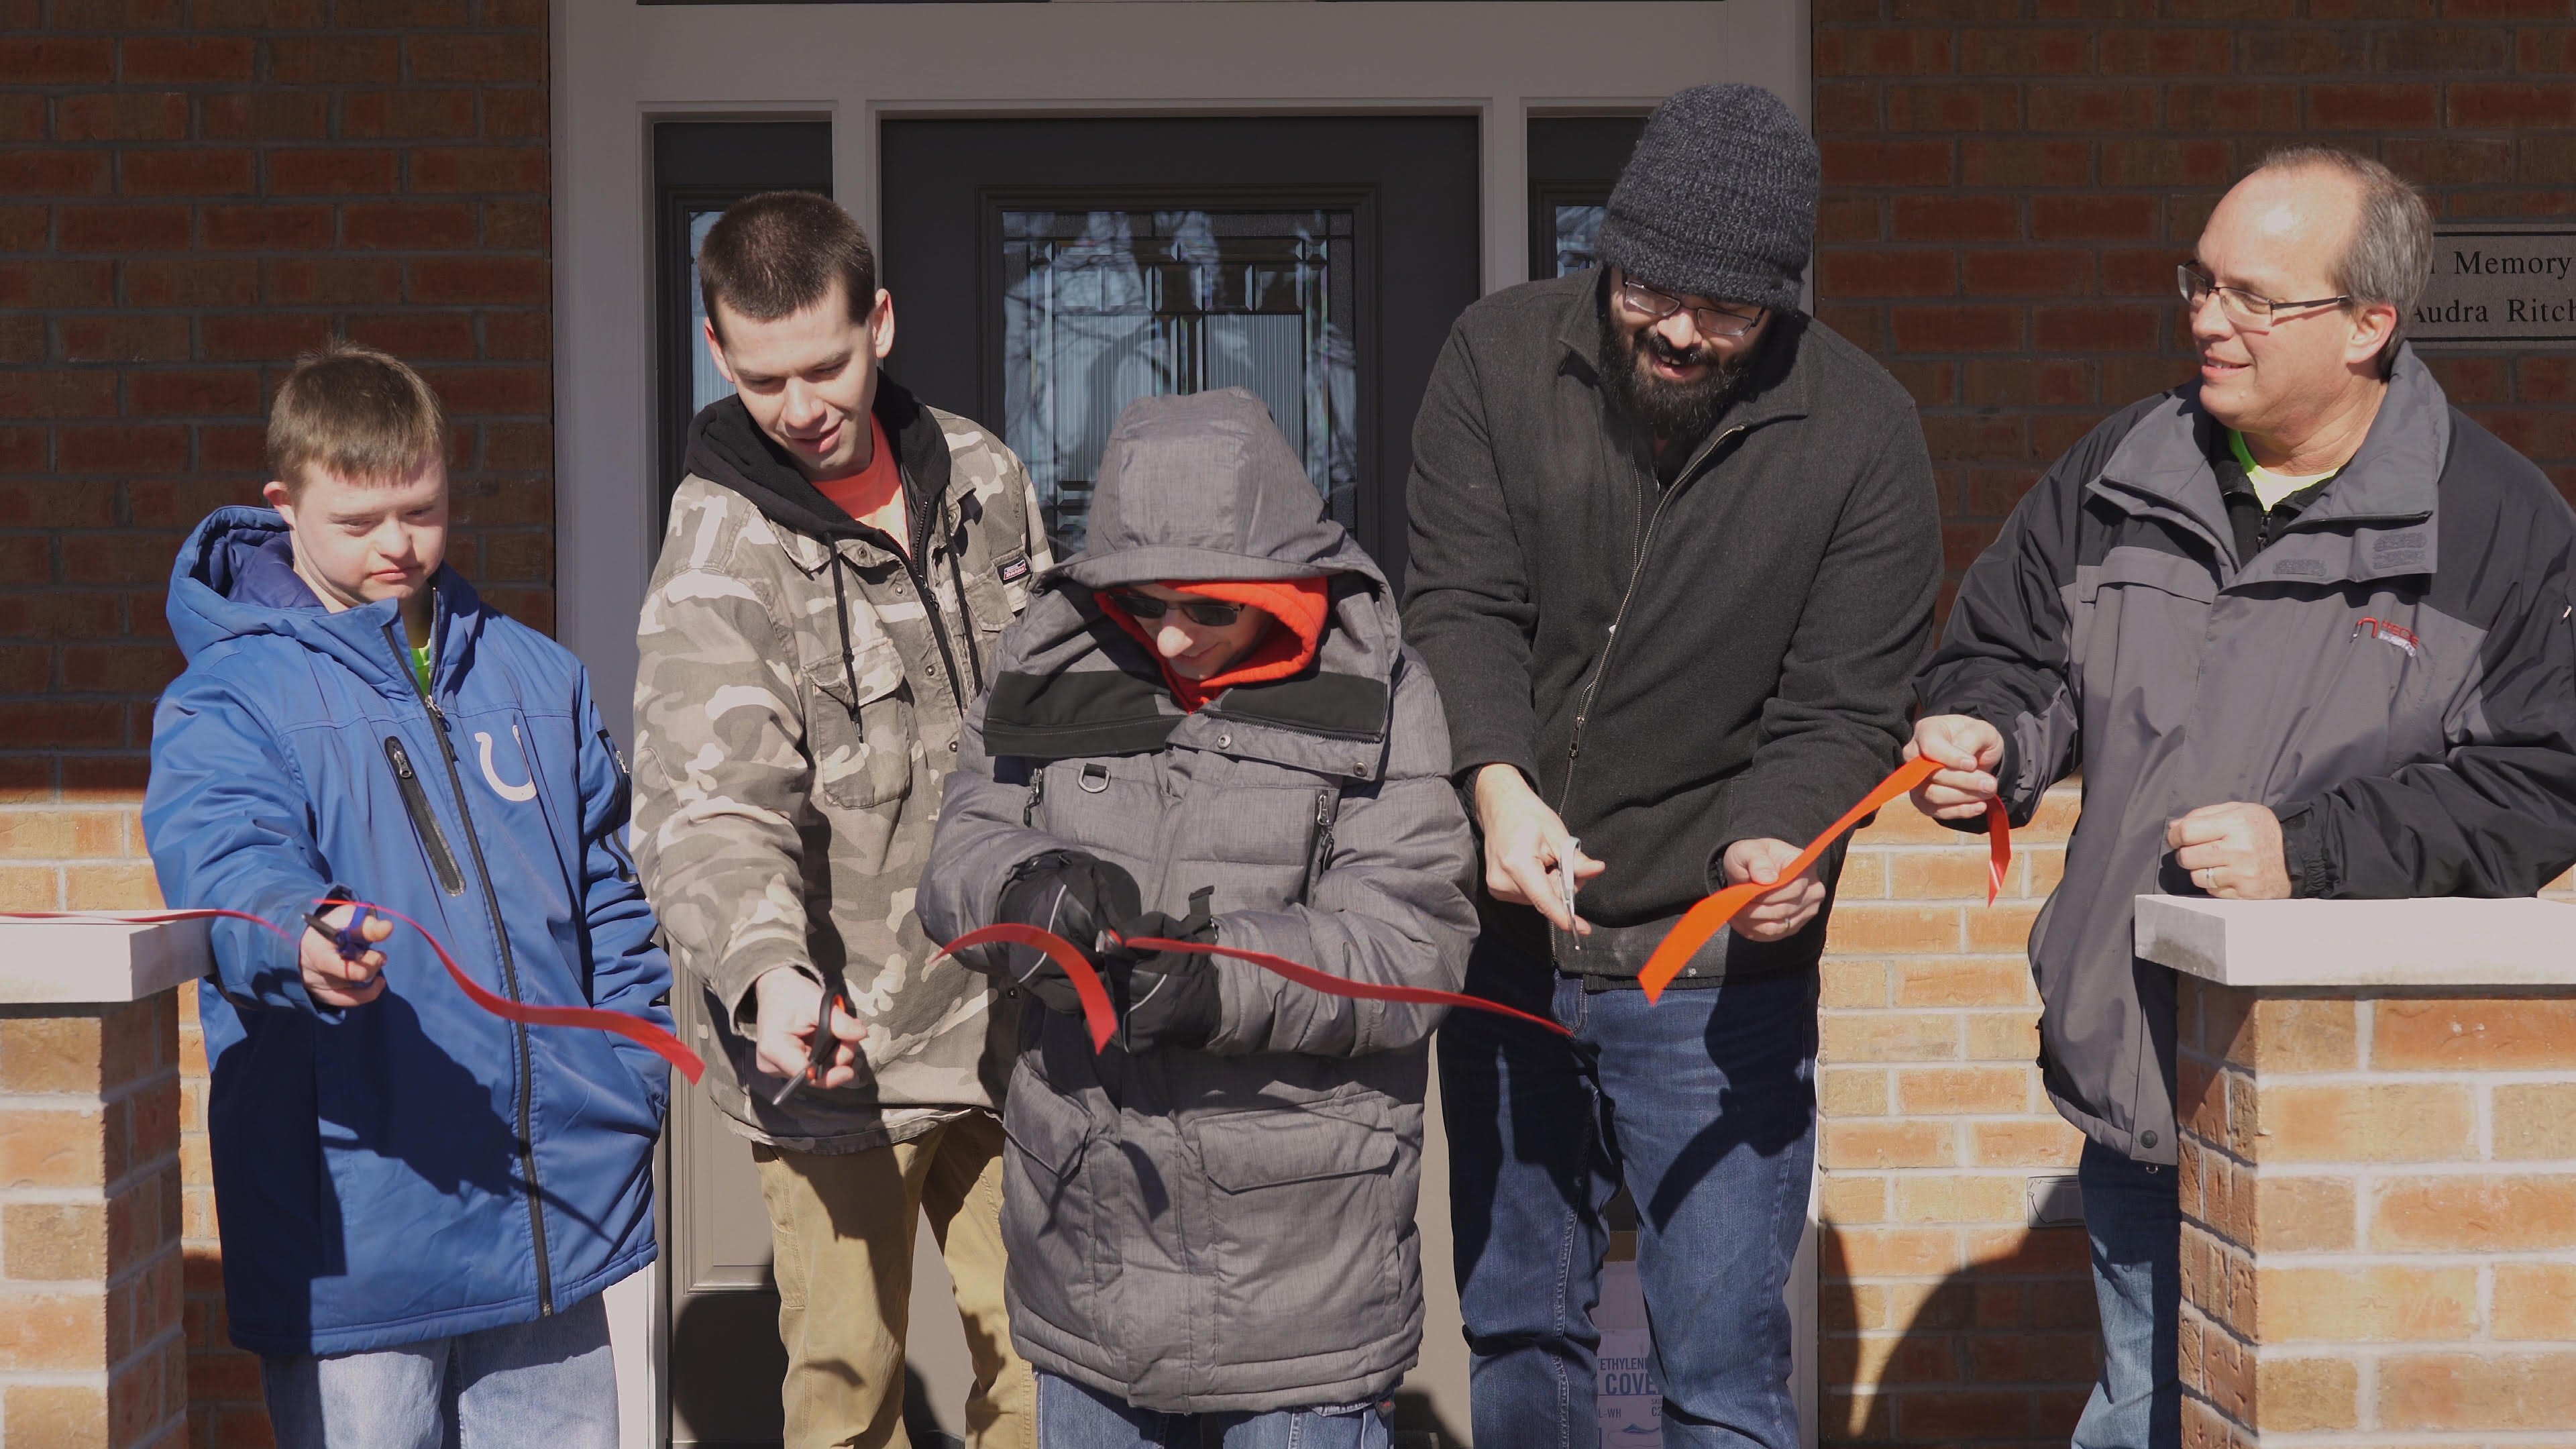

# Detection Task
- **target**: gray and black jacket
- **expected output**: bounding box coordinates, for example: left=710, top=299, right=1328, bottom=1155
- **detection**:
left=918, top=389, right=1479, bottom=1412
left=1921, top=348, right=2576, bottom=1165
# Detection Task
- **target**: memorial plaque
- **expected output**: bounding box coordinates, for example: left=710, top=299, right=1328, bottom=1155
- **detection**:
left=2410, top=226, right=2576, bottom=347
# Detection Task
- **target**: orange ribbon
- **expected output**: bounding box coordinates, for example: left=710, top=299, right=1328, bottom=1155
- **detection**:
left=1638, top=756, right=2010, bottom=1001
left=5, top=903, right=706, bottom=1085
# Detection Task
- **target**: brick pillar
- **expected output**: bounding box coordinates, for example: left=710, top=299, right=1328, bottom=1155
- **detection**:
left=2155, top=898, right=2576, bottom=1446
left=0, top=995, right=187, bottom=1449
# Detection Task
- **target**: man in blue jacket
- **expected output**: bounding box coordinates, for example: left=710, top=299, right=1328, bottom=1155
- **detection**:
left=145, top=343, right=672, bottom=1448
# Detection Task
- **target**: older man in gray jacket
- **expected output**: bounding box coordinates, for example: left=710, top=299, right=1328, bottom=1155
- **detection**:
left=1913, top=148, right=2576, bottom=1449
left=922, top=389, right=1477, bottom=1447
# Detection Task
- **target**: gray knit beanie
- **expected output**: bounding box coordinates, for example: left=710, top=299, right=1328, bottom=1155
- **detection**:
left=1597, top=84, right=1818, bottom=313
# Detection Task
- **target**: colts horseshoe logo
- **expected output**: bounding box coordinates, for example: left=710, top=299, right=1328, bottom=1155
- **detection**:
left=474, top=727, right=539, bottom=802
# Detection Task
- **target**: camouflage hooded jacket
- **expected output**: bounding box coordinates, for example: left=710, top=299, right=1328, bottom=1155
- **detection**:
left=633, top=376, right=1049, bottom=1152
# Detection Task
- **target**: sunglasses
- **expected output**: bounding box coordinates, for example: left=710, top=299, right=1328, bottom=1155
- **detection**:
left=1105, top=591, right=1246, bottom=627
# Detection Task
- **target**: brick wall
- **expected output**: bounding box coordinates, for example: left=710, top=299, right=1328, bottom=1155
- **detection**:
left=1, top=0, right=553, bottom=1440
left=1811, top=1, right=2576, bottom=1442
left=2178, top=978, right=2576, bottom=1443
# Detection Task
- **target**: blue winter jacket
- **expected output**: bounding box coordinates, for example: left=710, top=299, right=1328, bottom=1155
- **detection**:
left=144, top=506, right=672, bottom=1357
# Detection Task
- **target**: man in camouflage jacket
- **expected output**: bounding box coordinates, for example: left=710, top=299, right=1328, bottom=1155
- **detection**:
left=631, top=192, right=1046, bottom=1448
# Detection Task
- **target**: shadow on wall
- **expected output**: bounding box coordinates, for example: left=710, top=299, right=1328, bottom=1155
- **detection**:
left=1815, top=1226, right=2097, bottom=1448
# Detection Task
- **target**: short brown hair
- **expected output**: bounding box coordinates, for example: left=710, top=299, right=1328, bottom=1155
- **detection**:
left=268, top=341, right=447, bottom=492
left=696, top=190, right=876, bottom=343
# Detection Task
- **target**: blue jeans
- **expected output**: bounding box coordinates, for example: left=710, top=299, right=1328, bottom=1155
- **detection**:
left=1442, top=934, right=1817, bottom=1449
left=1034, top=1370, right=1391, bottom=1449
left=262, top=1291, right=617, bottom=1449
left=2074, top=1138, right=2181, bottom=1449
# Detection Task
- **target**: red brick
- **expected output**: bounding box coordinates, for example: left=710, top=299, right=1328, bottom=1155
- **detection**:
left=0, top=150, right=111, bottom=197
left=333, top=201, right=474, bottom=250
left=482, top=89, right=547, bottom=141
left=344, top=311, right=477, bottom=359
left=480, top=198, right=545, bottom=248
left=2521, top=28, right=2576, bottom=71
left=0, top=372, right=117, bottom=420
left=201, top=205, right=330, bottom=251
left=130, top=372, right=262, bottom=419
left=1962, top=139, right=2094, bottom=189
left=409, top=255, right=545, bottom=305
left=0, top=427, right=45, bottom=471
left=1894, top=195, right=2021, bottom=242
left=410, top=146, right=547, bottom=195
left=1885, top=83, right=2022, bottom=132
left=261, top=258, right=402, bottom=307
left=0, top=259, right=109, bottom=309
left=2307, top=83, right=2438, bottom=128
left=2036, top=305, right=2163, bottom=352
left=123, top=258, right=254, bottom=308
left=200, top=424, right=267, bottom=470
left=55, top=93, right=191, bottom=144
left=482, top=310, right=547, bottom=360
left=1964, top=248, right=2094, bottom=297
left=58, top=315, right=189, bottom=363
left=203, top=314, right=331, bottom=362
left=199, top=91, right=329, bottom=141
left=266, top=149, right=400, bottom=197
left=1814, top=28, right=1957, bottom=78
left=1893, top=1391, right=2032, bottom=1439
left=2382, top=137, right=2516, bottom=186
left=0, top=702, right=125, bottom=749
left=2166, top=82, right=2300, bottom=130
left=119, top=150, right=255, bottom=197
left=2373, top=25, right=2513, bottom=71
left=406, top=32, right=544, bottom=83
left=340, top=90, right=476, bottom=140
left=0, top=313, right=44, bottom=362
left=1893, top=306, right=2025, bottom=353
left=119, top=36, right=254, bottom=83
left=51, top=0, right=184, bottom=23
left=2027, top=83, right=2159, bottom=131
left=421, top=366, right=549, bottom=415
left=1819, top=249, right=1958, bottom=299
left=2100, top=28, right=2235, bottom=74
left=2100, top=247, right=2178, bottom=294
left=0, top=37, right=116, bottom=84
left=2033, top=194, right=2158, bottom=240
left=195, top=0, right=328, bottom=22
left=268, top=35, right=397, bottom=85
left=2451, top=82, right=2576, bottom=127
left=0, top=206, right=47, bottom=252
left=2101, top=139, right=2234, bottom=188
left=59, top=429, right=189, bottom=476
left=58, top=205, right=191, bottom=252
left=335, top=0, right=471, bottom=20
left=2239, top=28, right=2364, bottom=73
left=1960, top=27, right=2094, bottom=74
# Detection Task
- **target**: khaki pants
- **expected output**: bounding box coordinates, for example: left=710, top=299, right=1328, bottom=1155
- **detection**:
left=754, top=1113, right=1036, bottom=1449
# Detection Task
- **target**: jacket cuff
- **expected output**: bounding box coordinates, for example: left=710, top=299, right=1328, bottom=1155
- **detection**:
left=716, top=948, right=819, bottom=1034
left=2277, top=802, right=2337, bottom=898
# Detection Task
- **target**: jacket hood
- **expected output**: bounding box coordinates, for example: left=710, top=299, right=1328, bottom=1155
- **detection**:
left=166, top=506, right=482, bottom=700
left=1048, top=388, right=1381, bottom=591
left=988, top=390, right=1405, bottom=776
left=680, top=371, right=952, bottom=545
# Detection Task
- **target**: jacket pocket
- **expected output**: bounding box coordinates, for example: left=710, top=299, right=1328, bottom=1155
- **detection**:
left=1001, top=1065, right=1095, bottom=1331
left=1193, top=1099, right=1403, bottom=1364
left=1199, top=784, right=1328, bottom=869
left=383, top=736, right=466, bottom=896
left=804, top=635, right=914, bottom=811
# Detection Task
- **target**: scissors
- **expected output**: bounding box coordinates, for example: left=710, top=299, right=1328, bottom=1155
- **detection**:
left=769, top=987, right=853, bottom=1107
left=302, top=910, right=380, bottom=963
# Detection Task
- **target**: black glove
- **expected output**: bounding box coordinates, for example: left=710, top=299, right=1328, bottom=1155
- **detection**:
left=994, top=851, right=1141, bottom=1019
left=1106, top=906, right=1222, bottom=1054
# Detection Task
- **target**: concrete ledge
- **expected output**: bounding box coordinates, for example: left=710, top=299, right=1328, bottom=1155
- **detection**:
left=0, top=918, right=212, bottom=1004
left=2135, top=894, right=2576, bottom=989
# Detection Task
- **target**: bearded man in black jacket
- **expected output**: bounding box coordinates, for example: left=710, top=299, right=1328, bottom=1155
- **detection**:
left=1401, top=85, right=1942, bottom=1449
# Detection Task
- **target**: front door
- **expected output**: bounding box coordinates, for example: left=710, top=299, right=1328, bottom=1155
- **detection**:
left=880, top=115, right=1482, bottom=586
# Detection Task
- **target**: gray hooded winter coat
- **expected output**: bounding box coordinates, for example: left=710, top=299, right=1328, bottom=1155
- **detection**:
left=918, top=388, right=1479, bottom=1413
left=1921, top=350, right=2576, bottom=1165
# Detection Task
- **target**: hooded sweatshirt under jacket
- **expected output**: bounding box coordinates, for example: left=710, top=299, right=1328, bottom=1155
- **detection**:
left=1921, top=349, right=2576, bottom=1165
left=633, top=375, right=1049, bottom=1151
left=918, top=388, right=1479, bottom=1413
left=145, top=509, right=670, bottom=1355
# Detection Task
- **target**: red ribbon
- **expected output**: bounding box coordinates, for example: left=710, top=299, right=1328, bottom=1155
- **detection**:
left=938, top=921, right=1575, bottom=1050
left=5, top=903, right=706, bottom=1085
left=1638, top=755, right=2010, bottom=1000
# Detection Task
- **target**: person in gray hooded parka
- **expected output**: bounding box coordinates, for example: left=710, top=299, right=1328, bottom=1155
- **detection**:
left=918, top=388, right=1477, bottom=1443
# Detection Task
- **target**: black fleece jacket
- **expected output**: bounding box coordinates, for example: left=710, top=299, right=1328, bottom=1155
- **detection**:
left=1400, top=271, right=1943, bottom=981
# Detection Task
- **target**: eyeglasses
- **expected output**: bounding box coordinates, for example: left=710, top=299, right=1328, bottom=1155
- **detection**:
left=2176, top=264, right=2351, bottom=331
left=1105, top=591, right=1246, bottom=627
left=1615, top=276, right=1767, bottom=339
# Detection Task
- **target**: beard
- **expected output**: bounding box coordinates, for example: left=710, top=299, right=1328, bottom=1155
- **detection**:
left=1598, top=307, right=1760, bottom=441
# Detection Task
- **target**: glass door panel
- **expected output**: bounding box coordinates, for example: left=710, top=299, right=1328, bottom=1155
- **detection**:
left=1000, top=208, right=1357, bottom=554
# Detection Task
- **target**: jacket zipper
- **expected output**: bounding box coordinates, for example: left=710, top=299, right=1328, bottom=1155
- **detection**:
left=383, top=737, right=467, bottom=896
left=596, top=729, right=637, bottom=884
left=1024, top=767, right=1047, bottom=827
left=387, top=622, right=555, bottom=1316
left=1555, top=425, right=1747, bottom=817
left=1299, top=788, right=1337, bottom=902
